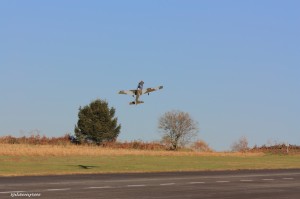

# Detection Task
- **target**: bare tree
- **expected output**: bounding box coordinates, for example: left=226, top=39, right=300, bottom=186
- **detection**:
left=231, top=136, right=249, bottom=152
left=158, top=110, right=198, bottom=150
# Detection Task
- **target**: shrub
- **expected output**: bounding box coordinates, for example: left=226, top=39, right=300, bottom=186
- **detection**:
left=192, top=140, right=214, bottom=152
left=231, top=136, right=249, bottom=152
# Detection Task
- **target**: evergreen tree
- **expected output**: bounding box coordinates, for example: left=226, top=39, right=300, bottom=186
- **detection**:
left=74, top=99, right=121, bottom=144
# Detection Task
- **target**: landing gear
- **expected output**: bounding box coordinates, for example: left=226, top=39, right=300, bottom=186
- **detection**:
left=129, top=101, right=144, bottom=105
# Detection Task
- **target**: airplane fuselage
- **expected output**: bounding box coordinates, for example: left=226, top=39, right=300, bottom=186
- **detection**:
left=130, top=89, right=144, bottom=105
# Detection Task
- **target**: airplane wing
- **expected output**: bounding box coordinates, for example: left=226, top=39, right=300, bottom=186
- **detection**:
left=142, top=86, right=163, bottom=94
left=118, top=89, right=137, bottom=95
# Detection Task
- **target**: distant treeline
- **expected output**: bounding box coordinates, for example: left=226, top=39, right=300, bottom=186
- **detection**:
left=250, top=144, right=300, bottom=154
left=0, top=134, right=71, bottom=145
left=1, top=134, right=299, bottom=153
left=0, top=134, right=166, bottom=150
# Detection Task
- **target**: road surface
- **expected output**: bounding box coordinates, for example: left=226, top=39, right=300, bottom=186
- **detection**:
left=0, top=169, right=299, bottom=199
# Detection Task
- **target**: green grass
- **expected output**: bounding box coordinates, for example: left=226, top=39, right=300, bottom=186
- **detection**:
left=1, top=154, right=300, bottom=176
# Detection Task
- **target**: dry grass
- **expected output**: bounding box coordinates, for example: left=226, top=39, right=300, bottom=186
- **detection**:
left=0, top=144, right=264, bottom=157
left=1, top=144, right=299, bottom=176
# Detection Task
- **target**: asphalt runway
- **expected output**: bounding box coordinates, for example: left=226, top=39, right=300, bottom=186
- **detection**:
left=0, top=169, right=299, bottom=199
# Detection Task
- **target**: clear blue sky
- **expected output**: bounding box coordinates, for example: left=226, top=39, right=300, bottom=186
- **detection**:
left=1, top=1, right=299, bottom=151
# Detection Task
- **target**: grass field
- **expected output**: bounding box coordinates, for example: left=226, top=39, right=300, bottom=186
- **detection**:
left=1, top=144, right=300, bottom=176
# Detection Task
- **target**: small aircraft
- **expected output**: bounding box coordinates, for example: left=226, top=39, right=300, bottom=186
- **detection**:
left=118, top=81, right=163, bottom=105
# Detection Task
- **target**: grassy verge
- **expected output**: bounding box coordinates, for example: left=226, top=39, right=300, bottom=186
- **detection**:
left=1, top=144, right=300, bottom=176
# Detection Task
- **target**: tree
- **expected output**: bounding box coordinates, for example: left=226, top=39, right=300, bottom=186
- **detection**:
left=231, top=136, right=249, bottom=152
left=74, top=99, right=121, bottom=144
left=158, top=110, right=198, bottom=150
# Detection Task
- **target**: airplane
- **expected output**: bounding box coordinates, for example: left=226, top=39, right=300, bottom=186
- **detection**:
left=118, top=81, right=163, bottom=105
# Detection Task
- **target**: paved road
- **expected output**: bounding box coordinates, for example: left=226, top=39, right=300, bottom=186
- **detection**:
left=0, top=169, right=300, bottom=199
